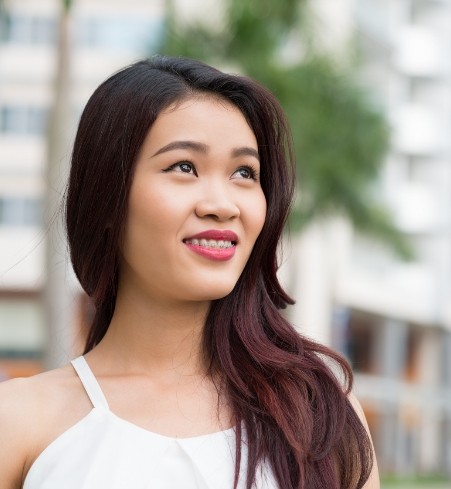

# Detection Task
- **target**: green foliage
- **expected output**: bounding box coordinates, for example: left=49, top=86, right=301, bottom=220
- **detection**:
left=62, top=0, right=73, bottom=12
left=159, top=0, right=412, bottom=258
left=381, top=474, right=450, bottom=488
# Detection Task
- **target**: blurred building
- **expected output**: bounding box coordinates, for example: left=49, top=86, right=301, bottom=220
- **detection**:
left=1, top=0, right=450, bottom=480
left=0, top=0, right=164, bottom=376
left=295, top=0, right=451, bottom=478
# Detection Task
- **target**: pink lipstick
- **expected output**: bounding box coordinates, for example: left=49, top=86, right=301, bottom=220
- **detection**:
left=183, top=230, right=238, bottom=261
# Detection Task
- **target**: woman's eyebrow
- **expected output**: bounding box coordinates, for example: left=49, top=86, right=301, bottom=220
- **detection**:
left=152, top=140, right=259, bottom=161
left=231, top=147, right=260, bottom=161
left=152, top=140, right=208, bottom=157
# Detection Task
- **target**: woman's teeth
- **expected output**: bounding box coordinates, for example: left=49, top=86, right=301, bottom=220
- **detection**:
left=185, top=239, right=234, bottom=248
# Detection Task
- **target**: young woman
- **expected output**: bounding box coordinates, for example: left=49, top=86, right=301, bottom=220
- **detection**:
left=0, top=56, right=379, bottom=488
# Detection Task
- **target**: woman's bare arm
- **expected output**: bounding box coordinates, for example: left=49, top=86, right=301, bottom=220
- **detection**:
left=349, top=393, right=381, bottom=489
left=0, top=378, right=36, bottom=489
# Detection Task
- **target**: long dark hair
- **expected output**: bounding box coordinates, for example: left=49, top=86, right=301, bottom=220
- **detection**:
left=66, top=56, right=373, bottom=489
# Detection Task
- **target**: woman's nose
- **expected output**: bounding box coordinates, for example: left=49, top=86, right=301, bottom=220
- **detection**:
left=194, top=187, right=240, bottom=222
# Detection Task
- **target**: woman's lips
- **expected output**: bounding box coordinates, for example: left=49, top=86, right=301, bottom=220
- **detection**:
left=183, top=230, right=238, bottom=261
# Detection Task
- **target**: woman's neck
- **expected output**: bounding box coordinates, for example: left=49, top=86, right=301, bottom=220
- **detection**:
left=88, top=289, right=211, bottom=380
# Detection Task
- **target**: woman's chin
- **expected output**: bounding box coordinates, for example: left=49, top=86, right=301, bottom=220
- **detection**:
left=189, top=283, right=236, bottom=302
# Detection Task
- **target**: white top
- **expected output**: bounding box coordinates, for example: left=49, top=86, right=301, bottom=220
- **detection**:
left=23, top=356, right=278, bottom=489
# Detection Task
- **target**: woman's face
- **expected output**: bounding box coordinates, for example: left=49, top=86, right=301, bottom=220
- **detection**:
left=119, top=96, right=267, bottom=305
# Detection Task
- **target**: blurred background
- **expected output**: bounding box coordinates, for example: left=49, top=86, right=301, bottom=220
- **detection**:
left=0, top=0, right=450, bottom=487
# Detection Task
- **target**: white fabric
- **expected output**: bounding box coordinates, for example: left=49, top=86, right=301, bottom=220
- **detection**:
left=23, top=356, right=278, bottom=489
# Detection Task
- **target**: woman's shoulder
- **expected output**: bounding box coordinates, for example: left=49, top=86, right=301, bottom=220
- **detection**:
left=0, top=363, right=81, bottom=420
left=0, top=367, right=68, bottom=428
left=0, top=363, right=82, bottom=444
left=0, top=363, right=90, bottom=489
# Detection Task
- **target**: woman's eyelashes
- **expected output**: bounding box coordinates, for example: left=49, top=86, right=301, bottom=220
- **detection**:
left=163, top=161, right=197, bottom=175
left=162, top=161, right=259, bottom=181
left=231, top=165, right=259, bottom=181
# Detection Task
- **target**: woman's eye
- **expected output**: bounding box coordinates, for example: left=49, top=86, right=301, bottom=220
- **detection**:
left=233, top=166, right=258, bottom=180
left=164, top=161, right=197, bottom=175
left=177, top=162, right=194, bottom=173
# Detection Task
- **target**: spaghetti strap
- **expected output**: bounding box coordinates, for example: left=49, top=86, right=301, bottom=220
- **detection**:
left=71, top=356, right=110, bottom=410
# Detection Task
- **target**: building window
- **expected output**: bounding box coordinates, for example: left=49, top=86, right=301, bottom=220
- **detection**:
left=343, top=309, right=378, bottom=374
left=76, top=16, right=163, bottom=53
left=0, top=296, right=45, bottom=380
left=0, top=13, right=56, bottom=44
left=0, top=106, right=48, bottom=135
left=0, top=197, right=42, bottom=227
